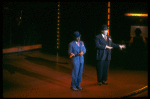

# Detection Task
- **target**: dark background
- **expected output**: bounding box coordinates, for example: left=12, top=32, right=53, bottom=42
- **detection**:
left=3, top=1, right=148, bottom=70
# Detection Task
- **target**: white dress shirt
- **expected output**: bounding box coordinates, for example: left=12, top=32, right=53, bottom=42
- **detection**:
left=102, top=34, right=107, bottom=40
left=102, top=34, right=107, bottom=49
left=76, top=41, right=80, bottom=47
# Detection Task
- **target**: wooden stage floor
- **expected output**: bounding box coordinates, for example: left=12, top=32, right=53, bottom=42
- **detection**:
left=2, top=50, right=148, bottom=98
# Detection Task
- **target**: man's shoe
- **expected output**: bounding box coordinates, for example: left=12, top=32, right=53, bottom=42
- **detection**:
left=71, top=87, right=79, bottom=91
left=77, top=86, right=83, bottom=90
left=97, top=82, right=102, bottom=85
left=102, top=81, right=108, bottom=85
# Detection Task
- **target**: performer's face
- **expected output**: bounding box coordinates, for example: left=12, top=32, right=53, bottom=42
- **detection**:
left=103, top=30, right=108, bottom=36
left=75, top=37, right=80, bottom=42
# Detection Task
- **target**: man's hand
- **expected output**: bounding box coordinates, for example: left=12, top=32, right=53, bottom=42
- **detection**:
left=70, top=53, right=75, bottom=58
left=119, top=45, right=126, bottom=50
left=78, top=51, right=84, bottom=55
left=106, top=45, right=113, bottom=49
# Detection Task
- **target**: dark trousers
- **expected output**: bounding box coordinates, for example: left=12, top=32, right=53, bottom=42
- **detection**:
left=96, top=60, right=110, bottom=82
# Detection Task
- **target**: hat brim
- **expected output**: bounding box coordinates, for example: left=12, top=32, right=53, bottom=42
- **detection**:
left=75, top=35, right=81, bottom=38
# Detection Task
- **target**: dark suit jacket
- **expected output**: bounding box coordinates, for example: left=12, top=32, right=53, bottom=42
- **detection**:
left=95, top=34, right=119, bottom=60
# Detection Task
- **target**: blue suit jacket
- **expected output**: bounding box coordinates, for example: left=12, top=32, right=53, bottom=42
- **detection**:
left=95, top=34, right=119, bottom=60
left=68, top=41, right=86, bottom=64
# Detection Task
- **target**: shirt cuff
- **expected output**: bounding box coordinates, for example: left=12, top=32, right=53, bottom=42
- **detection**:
left=105, top=45, right=107, bottom=49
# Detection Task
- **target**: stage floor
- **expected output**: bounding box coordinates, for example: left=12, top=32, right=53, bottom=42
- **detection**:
left=2, top=50, right=148, bottom=98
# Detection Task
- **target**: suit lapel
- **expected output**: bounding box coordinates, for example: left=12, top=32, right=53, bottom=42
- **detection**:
left=75, top=41, right=80, bottom=47
left=73, top=41, right=80, bottom=53
left=100, top=34, right=107, bottom=44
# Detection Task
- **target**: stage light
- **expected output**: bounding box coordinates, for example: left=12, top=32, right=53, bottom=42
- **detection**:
left=108, top=14, right=110, bottom=19
left=108, top=1, right=110, bottom=7
left=125, top=13, right=148, bottom=17
left=108, top=8, right=110, bottom=13
left=108, top=20, right=110, bottom=26
left=57, top=2, right=60, bottom=49
left=107, top=1, right=110, bottom=35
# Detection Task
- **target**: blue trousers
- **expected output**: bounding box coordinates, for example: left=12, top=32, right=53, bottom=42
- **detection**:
left=71, top=63, right=84, bottom=88
left=96, top=60, right=110, bottom=82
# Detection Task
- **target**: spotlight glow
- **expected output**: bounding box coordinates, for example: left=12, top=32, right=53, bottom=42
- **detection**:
left=125, top=13, right=148, bottom=17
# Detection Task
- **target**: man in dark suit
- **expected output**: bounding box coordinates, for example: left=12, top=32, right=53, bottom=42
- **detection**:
left=68, top=31, right=86, bottom=91
left=95, top=25, right=125, bottom=85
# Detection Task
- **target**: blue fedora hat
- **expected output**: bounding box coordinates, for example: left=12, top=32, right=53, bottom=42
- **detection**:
left=74, top=31, right=81, bottom=38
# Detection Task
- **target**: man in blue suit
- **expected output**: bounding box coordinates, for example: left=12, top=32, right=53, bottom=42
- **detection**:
left=95, top=25, right=125, bottom=85
left=68, top=31, right=86, bottom=91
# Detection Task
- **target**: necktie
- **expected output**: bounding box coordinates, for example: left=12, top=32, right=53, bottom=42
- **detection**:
left=105, top=36, right=107, bottom=41
left=77, top=42, right=80, bottom=47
